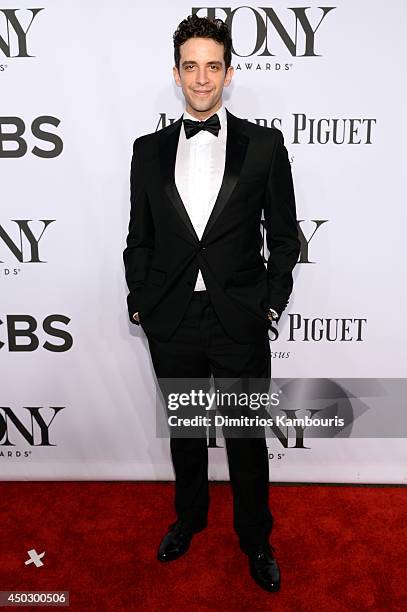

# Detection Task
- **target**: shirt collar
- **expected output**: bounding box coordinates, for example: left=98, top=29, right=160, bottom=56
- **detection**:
left=182, top=103, right=226, bottom=131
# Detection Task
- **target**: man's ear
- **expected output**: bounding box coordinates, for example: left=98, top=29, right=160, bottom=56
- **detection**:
left=173, top=65, right=181, bottom=87
left=224, top=65, right=234, bottom=87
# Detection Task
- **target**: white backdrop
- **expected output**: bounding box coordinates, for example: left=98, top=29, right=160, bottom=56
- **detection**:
left=1, top=1, right=406, bottom=482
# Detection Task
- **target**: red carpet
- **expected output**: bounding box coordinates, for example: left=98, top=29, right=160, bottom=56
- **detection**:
left=0, top=482, right=406, bottom=611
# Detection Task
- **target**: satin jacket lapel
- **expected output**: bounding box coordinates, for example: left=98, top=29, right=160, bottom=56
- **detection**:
left=159, top=117, right=199, bottom=243
left=159, top=109, right=249, bottom=243
left=201, top=109, right=249, bottom=241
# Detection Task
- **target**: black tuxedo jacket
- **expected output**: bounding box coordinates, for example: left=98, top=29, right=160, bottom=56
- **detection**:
left=123, top=108, right=300, bottom=343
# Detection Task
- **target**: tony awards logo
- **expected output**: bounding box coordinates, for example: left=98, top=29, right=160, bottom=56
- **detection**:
left=0, top=8, right=44, bottom=72
left=192, top=6, right=336, bottom=60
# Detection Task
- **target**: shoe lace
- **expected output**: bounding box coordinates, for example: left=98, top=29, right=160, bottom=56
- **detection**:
left=252, top=542, right=276, bottom=559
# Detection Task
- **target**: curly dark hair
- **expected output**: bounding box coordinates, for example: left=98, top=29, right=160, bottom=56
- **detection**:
left=173, top=14, right=232, bottom=71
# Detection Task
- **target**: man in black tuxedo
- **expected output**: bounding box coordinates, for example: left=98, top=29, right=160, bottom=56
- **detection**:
left=123, top=15, right=300, bottom=593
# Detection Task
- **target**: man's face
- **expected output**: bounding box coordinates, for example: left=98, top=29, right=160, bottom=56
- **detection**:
left=173, top=37, right=234, bottom=120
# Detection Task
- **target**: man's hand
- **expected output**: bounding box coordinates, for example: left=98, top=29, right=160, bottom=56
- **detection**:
left=132, top=312, right=140, bottom=323
left=267, top=309, right=279, bottom=323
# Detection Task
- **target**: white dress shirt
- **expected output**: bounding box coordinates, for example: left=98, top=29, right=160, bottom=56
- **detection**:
left=175, top=104, right=227, bottom=291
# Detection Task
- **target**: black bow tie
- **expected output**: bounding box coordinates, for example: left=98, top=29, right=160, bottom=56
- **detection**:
left=183, top=113, right=221, bottom=139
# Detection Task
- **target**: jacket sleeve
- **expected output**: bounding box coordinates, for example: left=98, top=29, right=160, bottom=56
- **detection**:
left=263, top=130, right=301, bottom=317
left=123, top=137, right=155, bottom=324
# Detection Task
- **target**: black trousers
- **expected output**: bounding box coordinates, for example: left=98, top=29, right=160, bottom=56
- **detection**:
left=145, top=290, right=273, bottom=555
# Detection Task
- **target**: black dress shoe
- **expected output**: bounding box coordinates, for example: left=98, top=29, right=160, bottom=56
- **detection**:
left=248, top=543, right=281, bottom=592
left=157, top=520, right=205, bottom=562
